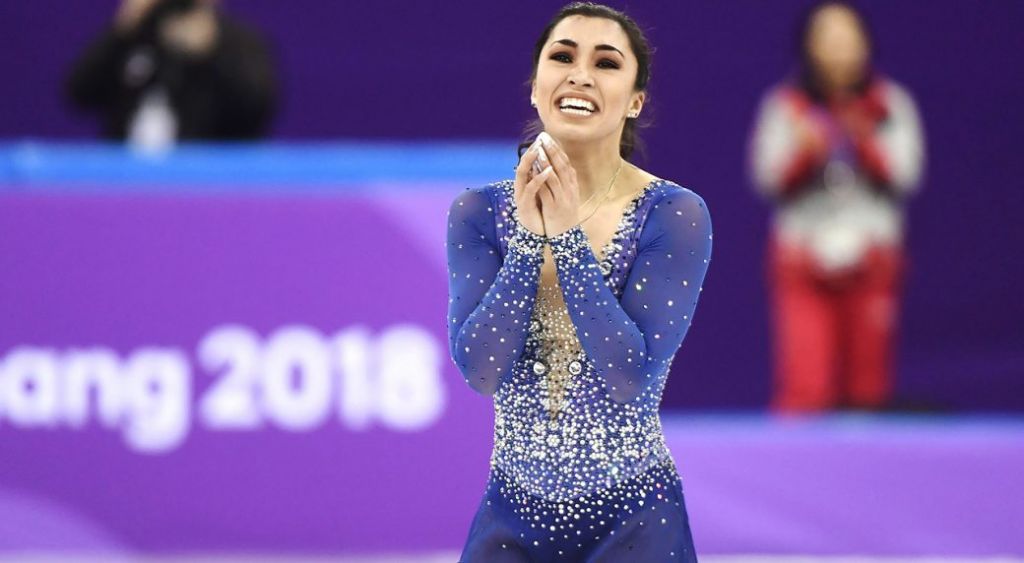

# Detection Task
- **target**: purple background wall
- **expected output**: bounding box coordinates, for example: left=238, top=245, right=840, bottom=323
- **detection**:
left=0, top=185, right=494, bottom=552
left=2, top=0, right=1023, bottom=410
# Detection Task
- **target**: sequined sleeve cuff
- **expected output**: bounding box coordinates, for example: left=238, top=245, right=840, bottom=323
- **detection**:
left=507, top=224, right=547, bottom=260
left=547, top=225, right=590, bottom=262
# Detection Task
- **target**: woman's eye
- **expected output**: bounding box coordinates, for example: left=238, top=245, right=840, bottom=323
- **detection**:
left=597, top=59, right=620, bottom=69
left=550, top=52, right=572, bottom=63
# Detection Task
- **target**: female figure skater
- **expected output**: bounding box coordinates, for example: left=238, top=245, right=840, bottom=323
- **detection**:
left=446, top=3, right=711, bottom=560
left=750, top=1, right=924, bottom=412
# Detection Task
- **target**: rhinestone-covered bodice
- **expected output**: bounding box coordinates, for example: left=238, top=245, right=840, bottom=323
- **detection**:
left=447, top=176, right=711, bottom=558
left=489, top=180, right=673, bottom=502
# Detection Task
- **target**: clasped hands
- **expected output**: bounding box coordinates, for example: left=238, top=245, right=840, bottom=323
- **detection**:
left=513, top=133, right=581, bottom=238
left=798, top=96, right=881, bottom=159
left=115, top=0, right=219, bottom=57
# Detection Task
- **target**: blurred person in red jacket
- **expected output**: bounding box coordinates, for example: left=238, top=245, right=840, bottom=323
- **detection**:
left=749, top=1, right=925, bottom=412
left=67, top=0, right=276, bottom=150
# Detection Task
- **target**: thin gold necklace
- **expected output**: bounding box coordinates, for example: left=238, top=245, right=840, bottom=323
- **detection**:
left=576, top=178, right=604, bottom=211
left=577, top=159, right=624, bottom=226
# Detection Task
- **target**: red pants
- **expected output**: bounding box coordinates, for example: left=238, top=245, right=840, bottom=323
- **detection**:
left=769, top=238, right=904, bottom=412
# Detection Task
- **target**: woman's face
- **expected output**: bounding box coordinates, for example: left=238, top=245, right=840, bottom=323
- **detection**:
left=531, top=15, right=644, bottom=146
left=807, top=5, right=869, bottom=93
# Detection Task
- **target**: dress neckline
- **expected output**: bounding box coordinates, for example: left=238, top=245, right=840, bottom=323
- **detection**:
left=596, top=178, right=665, bottom=263
left=503, top=177, right=667, bottom=265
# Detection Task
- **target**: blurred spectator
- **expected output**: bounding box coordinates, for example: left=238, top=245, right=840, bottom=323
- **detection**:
left=66, top=0, right=276, bottom=149
left=750, top=1, right=925, bottom=412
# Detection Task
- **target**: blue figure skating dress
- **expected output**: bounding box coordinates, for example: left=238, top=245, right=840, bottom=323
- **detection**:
left=446, top=178, right=712, bottom=562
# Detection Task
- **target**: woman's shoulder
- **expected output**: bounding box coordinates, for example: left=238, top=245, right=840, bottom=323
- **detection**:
left=633, top=179, right=712, bottom=257
left=653, top=180, right=706, bottom=203
left=450, top=180, right=513, bottom=204
left=643, top=178, right=711, bottom=226
left=447, top=181, right=515, bottom=230
left=629, top=168, right=708, bottom=211
left=449, top=180, right=507, bottom=208
left=873, top=75, right=918, bottom=108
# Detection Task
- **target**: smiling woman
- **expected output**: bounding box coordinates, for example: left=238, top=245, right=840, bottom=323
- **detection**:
left=520, top=4, right=651, bottom=161
left=447, top=2, right=711, bottom=561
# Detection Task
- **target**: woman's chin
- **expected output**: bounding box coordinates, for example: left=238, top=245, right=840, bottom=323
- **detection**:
left=543, top=119, right=614, bottom=145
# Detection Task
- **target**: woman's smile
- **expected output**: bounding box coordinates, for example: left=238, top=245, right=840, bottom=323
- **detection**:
left=557, top=95, right=599, bottom=117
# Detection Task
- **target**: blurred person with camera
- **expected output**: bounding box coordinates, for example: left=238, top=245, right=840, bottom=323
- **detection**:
left=750, top=1, right=925, bottom=413
left=66, top=0, right=276, bottom=150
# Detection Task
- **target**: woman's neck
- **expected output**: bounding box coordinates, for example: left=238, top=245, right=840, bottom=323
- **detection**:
left=556, top=134, right=624, bottom=202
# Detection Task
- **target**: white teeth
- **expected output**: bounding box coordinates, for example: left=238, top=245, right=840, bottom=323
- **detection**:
left=558, top=97, right=596, bottom=112
left=560, top=107, right=593, bottom=116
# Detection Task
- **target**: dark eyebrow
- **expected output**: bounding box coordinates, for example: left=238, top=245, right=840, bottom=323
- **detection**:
left=550, top=38, right=624, bottom=58
left=595, top=44, right=625, bottom=57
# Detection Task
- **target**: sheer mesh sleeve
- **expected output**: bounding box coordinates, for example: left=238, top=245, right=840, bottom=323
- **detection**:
left=548, top=187, right=713, bottom=403
left=446, top=186, right=546, bottom=395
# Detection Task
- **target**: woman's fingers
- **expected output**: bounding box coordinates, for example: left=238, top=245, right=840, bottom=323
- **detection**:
left=539, top=137, right=576, bottom=201
left=537, top=178, right=555, bottom=209
left=543, top=164, right=564, bottom=201
left=525, top=165, right=553, bottom=200
left=541, top=137, right=572, bottom=177
left=535, top=145, right=550, bottom=174
left=515, top=146, right=540, bottom=190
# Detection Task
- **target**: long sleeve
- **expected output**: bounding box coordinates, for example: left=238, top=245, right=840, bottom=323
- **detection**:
left=66, top=27, right=137, bottom=111
left=548, top=187, right=712, bottom=403
left=446, top=187, right=546, bottom=396
left=750, top=89, right=825, bottom=198
left=854, top=81, right=925, bottom=194
left=185, top=18, right=276, bottom=138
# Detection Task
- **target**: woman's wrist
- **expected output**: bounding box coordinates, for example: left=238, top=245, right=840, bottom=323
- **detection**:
left=508, top=224, right=547, bottom=258
left=520, top=222, right=546, bottom=238
left=543, top=221, right=576, bottom=239
left=547, top=224, right=588, bottom=262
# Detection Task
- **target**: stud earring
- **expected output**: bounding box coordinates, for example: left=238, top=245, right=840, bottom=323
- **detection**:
left=531, top=100, right=538, bottom=108
left=627, top=110, right=640, bottom=119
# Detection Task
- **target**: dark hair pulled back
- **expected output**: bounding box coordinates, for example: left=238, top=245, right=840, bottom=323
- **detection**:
left=518, top=2, right=652, bottom=160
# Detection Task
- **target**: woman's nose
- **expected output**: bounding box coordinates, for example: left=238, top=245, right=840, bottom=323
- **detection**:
left=568, top=65, right=594, bottom=87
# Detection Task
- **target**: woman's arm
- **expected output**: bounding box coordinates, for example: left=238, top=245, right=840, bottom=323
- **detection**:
left=192, top=19, right=277, bottom=138
left=549, top=187, right=713, bottom=403
left=750, top=88, right=828, bottom=198
left=853, top=82, right=925, bottom=194
left=66, top=27, right=137, bottom=111
left=446, top=186, right=546, bottom=396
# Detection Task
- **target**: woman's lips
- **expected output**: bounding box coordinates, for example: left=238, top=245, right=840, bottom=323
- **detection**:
left=557, top=96, right=598, bottom=116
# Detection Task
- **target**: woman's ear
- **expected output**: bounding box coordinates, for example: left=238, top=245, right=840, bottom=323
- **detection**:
left=627, top=91, right=646, bottom=118
left=530, top=82, right=538, bottom=108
